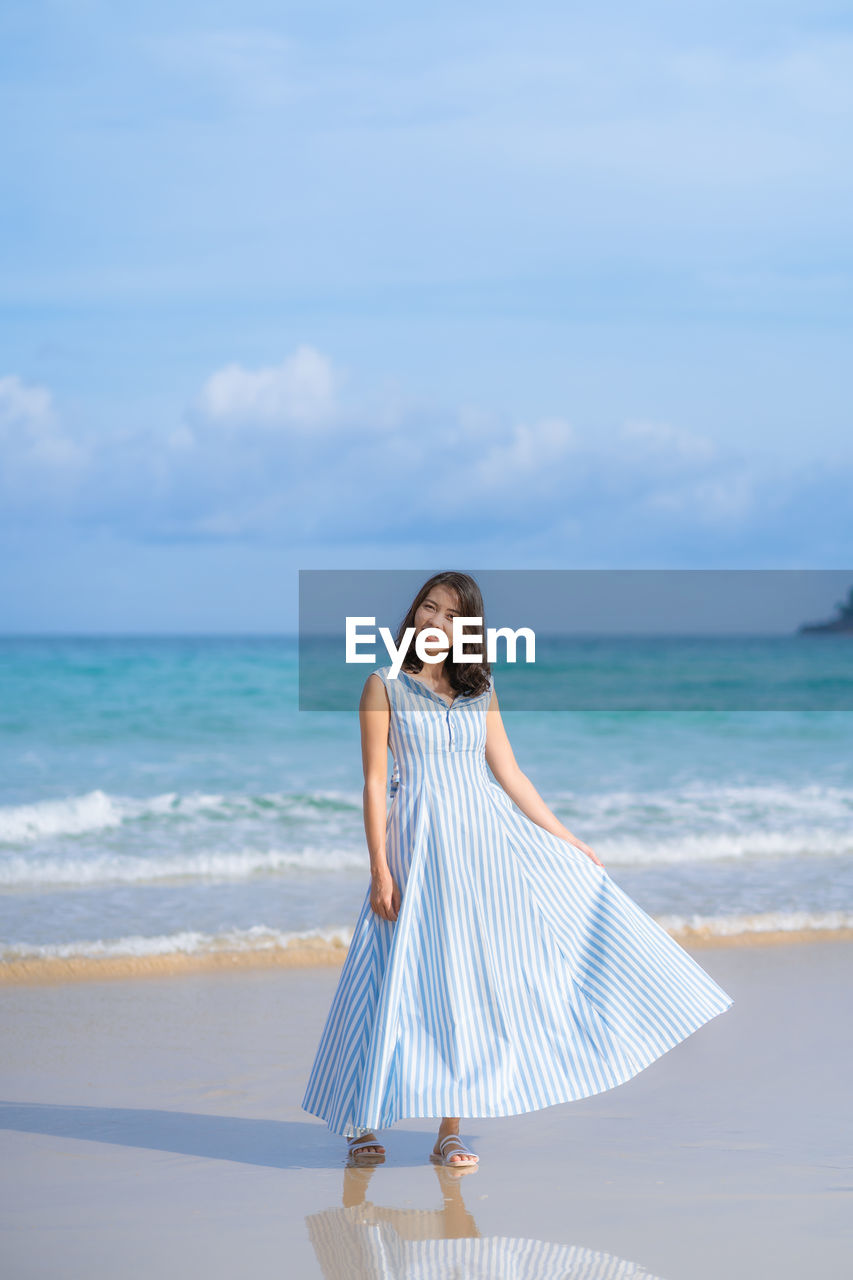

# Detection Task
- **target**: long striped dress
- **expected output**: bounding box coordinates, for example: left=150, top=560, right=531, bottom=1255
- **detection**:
left=300, top=666, right=733, bottom=1138
left=307, top=1202, right=667, bottom=1279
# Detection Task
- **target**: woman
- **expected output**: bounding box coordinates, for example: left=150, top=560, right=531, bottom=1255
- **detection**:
left=301, top=571, right=733, bottom=1167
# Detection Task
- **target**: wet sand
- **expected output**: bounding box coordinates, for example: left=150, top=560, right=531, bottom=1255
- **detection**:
left=1, top=941, right=851, bottom=1279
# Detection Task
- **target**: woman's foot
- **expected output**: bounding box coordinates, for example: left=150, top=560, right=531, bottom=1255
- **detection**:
left=431, top=1132, right=479, bottom=1167
left=347, top=1131, right=385, bottom=1162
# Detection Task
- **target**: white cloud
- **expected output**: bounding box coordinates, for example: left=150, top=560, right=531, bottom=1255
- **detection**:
left=610, top=419, right=751, bottom=528
left=0, top=374, right=86, bottom=472
left=1, top=358, right=845, bottom=561
left=644, top=471, right=756, bottom=527
left=619, top=419, right=716, bottom=465
left=197, top=345, right=338, bottom=429
left=476, top=416, right=576, bottom=489
left=0, top=374, right=54, bottom=432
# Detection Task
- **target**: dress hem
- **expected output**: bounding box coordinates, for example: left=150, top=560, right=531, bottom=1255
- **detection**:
left=302, top=992, right=734, bottom=1138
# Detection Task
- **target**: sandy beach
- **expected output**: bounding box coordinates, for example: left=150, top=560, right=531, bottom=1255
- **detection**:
left=1, top=938, right=851, bottom=1279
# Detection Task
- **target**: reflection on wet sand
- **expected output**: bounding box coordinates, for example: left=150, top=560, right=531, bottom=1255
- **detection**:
left=306, top=1165, right=668, bottom=1280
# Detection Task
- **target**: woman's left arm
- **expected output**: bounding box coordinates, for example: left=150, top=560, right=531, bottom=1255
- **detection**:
left=484, top=689, right=604, bottom=868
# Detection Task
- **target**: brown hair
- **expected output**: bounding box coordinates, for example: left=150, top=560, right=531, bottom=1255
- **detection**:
left=394, top=571, right=491, bottom=697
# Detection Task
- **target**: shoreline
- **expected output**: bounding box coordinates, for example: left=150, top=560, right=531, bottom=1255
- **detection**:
left=3, top=937, right=850, bottom=1277
left=3, top=922, right=853, bottom=986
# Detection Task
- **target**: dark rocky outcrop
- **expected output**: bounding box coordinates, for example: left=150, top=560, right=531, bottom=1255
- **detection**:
left=798, top=585, right=853, bottom=633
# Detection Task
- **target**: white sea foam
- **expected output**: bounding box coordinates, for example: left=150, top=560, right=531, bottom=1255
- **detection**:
left=0, top=789, right=125, bottom=841
left=0, top=844, right=367, bottom=888
left=599, top=828, right=852, bottom=865
left=0, top=923, right=355, bottom=961
left=0, top=781, right=851, bottom=887
left=564, top=780, right=853, bottom=826
left=656, top=909, right=853, bottom=936
left=557, top=780, right=853, bottom=863
left=1, top=826, right=848, bottom=889
left=3, top=826, right=851, bottom=892
left=3, top=780, right=851, bottom=843
left=0, top=786, right=362, bottom=843
left=3, top=911, right=851, bottom=964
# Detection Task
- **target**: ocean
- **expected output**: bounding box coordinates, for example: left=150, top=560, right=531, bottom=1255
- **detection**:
left=1, top=635, right=852, bottom=971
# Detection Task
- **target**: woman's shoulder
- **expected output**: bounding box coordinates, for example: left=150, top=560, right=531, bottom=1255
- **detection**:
left=365, top=665, right=395, bottom=693
left=361, top=666, right=394, bottom=713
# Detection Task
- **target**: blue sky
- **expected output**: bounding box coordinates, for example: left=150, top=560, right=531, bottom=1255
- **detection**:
left=1, top=1, right=851, bottom=631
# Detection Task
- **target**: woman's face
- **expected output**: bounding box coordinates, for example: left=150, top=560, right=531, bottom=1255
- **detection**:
left=413, top=586, right=463, bottom=656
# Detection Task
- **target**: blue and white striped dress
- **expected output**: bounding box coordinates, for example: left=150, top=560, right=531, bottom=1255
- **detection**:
left=301, top=667, right=733, bottom=1138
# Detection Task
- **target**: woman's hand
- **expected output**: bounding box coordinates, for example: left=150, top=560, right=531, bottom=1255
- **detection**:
left=567, top=837, right=604, bottom=868
left=370, top=864, right=401, bottom=922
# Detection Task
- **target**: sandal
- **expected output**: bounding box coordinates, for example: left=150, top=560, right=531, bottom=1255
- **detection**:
left=430, top=1133, right=479, bottom=1166
left=347, top=1131, right=385, bottom=1162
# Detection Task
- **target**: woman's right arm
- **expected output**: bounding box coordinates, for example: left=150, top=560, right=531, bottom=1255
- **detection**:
left=359, top=673, right=401, bottom=922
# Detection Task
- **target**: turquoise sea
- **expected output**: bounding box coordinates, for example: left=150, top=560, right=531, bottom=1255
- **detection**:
left=1, top=635, right=852, bottom=966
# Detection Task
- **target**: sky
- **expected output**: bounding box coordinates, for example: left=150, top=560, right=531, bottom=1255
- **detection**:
left=1, top=1, right=851, bottom=632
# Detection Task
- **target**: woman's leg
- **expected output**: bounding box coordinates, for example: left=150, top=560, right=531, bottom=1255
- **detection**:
left=346, top=1126, right=385, bottom=1159
left=432, top=1116, right=478, bottom=1165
